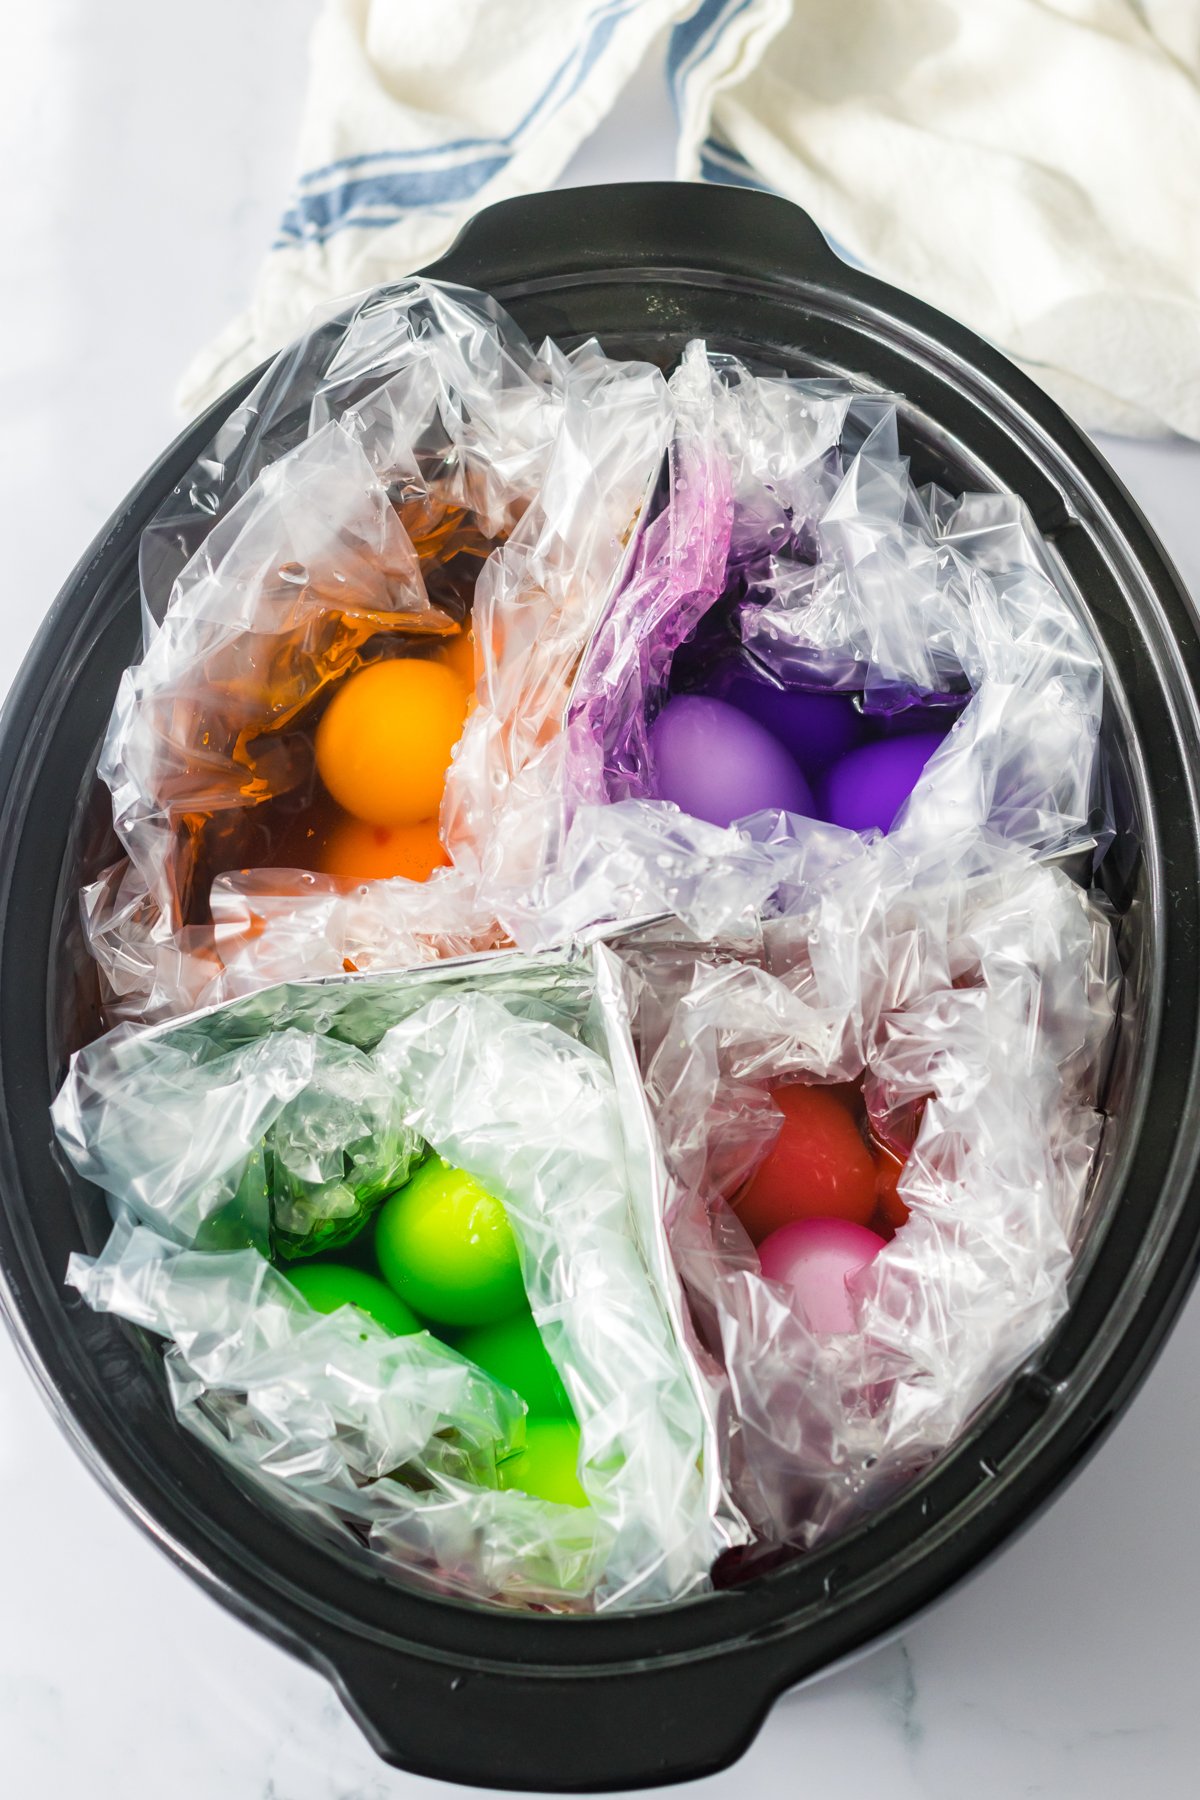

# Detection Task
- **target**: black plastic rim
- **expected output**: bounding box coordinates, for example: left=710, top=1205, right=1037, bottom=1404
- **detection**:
left=2, top=184, right=1200, bottom=1791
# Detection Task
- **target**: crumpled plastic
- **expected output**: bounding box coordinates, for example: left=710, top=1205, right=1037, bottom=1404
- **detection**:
left=62, top=288, right=1125, bottom=1597
left=59, top=948, right=747, bottom=1611
left=502, top=343, right=1106, bottom=950
left=468, top=340, right=1118, bottom=1555
left=83, top=279, right=671, bottom=1024
left=617, top=839, right=1117, bottom=1550
left=54, top=1025, right=421, bottom=1259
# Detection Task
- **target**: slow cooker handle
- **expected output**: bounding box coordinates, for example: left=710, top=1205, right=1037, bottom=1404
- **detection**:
left=418, top=180, right=848, bottom=297
left=329, top=1631, right=789, bottom=1789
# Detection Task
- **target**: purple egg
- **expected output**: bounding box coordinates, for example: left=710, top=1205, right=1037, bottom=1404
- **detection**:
left=819, top=732, right=948, bottom=834
left=725, top=677, right=866, bottom=772
left=649, top=695, right=814, bottom=829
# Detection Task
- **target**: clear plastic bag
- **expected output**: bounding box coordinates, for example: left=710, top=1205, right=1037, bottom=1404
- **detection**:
left=505, top=344, right=1107, bottom=951
left=59, top=949, right=747, bottom=1611
left=54, top=1025, right=422, bottom=1258
left=474, top=340, right=1118, bottom=1556
left=85, top=281, right=671, bottom=1024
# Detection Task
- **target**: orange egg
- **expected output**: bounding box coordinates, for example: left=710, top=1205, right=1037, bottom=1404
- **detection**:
left=321, top=815, right=450, bottom=883
left=315, top=658, right=468, bottom=827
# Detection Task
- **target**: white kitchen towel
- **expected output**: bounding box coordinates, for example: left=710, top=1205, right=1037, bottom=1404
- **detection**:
left=181, top=0, right=1200, bottom=441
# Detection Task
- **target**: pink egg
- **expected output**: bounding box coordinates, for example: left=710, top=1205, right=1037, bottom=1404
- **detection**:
left=649, top=695, right=813, bottom=829
left=758, top=1217, right=887, bottom=1335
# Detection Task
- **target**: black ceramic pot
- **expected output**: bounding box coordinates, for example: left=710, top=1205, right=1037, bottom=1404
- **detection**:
left=2, top=184, right=1200, bottom=1791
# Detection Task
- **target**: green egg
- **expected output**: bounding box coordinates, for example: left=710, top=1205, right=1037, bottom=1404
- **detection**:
left=375, top=1157, right=525, bottom=1327
left=285, top=1262, right=422, bottom=1337
left=498, top=1418, right=588, bottom=1509
left=457, top=1309, right=573, bottom=1419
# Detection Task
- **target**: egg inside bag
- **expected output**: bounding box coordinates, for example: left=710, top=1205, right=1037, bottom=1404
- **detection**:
left=57, top=280, right=1120, bottom=1609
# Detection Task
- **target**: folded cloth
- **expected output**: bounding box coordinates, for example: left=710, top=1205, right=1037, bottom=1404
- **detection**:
left=182, top=0, right=1200, bottom=441
left=179, top=0, right=695, bottom=413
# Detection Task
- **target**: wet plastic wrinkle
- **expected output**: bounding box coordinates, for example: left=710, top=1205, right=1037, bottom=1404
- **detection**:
left=2, top=185, right=1200, bottom=1789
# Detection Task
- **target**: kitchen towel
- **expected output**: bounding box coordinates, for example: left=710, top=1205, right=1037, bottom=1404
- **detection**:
left=181, top=0, right=1200, bottom=440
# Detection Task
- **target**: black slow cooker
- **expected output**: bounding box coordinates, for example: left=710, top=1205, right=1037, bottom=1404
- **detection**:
left=2, top=183, right=1200, bottom=1791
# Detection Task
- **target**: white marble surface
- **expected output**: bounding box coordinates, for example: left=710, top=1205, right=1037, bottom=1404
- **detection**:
left=4, top=4, right=1200, bottom=1795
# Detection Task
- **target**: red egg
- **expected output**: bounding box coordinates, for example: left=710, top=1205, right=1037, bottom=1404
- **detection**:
left=732, top=1084, right=879, bottom=1243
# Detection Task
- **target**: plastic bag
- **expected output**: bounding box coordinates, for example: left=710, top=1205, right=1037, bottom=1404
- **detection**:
left=613, top=841, right=1118, bottom=1551
left=59, top=948, right=747, bottom=1611
left=54, top=1025, right=421, bottom=1258
left=500, top=343, right=1106, bottom=951
left=84, top=281, right=671, bottom=1024
left=64, top=289, right=1123, bottom=1592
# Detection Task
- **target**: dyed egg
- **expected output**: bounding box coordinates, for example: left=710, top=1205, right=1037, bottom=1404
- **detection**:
left=725, top=677, right=864, bottom=771
left=649, top=695, right=813, bottom=828
left=315, top=658, right=468, bottom=828
left=321, top=814, right=449, bottom=883
left=819, top=731, right=947, bottom=834
left=733, top=1084, right=878, bottom=1242
left=758, top=1217, right=887, bottom=1335
left=457, top=1309, right=573, bottom=1419
left=375, top=1157, right=525, bottom=1327
left=285, top=1263, right=422, bottom=1336
left=499, top=1418, right=589, bottom=1508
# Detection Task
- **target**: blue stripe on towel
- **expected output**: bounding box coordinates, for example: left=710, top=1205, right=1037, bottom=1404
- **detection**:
left=297, top=141, right=509, bottom=187
left=667, top=0, right=755, bottom=115
left=278, top=152, right=511, bottom=240
left=278, top=0, right=642, bottom=245
left=698, top=136, right=772, bottom=191
left=296, top=0, right=629, bottom=188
